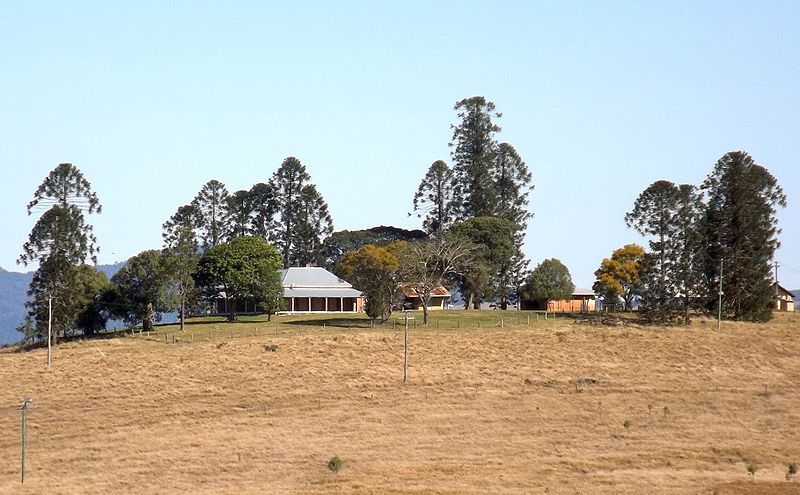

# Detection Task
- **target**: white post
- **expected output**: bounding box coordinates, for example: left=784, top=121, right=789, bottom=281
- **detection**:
left=340, top=297, right=343, bottom=312
left=47, top=295, right=52, bottom=368
left=291, top=297, right=295, bottom=312
left=324, top=298, right=328, bottom=312
left=308, top=297, right=311, bottom=312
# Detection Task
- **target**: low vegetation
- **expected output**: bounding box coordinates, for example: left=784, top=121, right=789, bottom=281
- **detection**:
left=1, top=312, right=798, bottom=494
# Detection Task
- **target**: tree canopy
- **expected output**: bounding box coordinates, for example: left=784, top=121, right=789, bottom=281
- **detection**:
left=522, top=258, right=575, bottom=304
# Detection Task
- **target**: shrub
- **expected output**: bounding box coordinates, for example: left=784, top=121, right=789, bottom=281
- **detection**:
left=328, top=456, right=342, bottom=473
left=746, top=462, right=758, bottom=481
left=787, top=462, right=797, bottom=481
left=264, top=344, right=278, bottom=352
left=623, top=419, right=632, bottom=429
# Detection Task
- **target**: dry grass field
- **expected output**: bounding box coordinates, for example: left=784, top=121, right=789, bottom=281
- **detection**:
left=1, top=311, right=799, bottom=494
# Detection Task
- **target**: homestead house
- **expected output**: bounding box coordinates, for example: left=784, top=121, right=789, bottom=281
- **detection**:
left=520, top=288, right=597, bottom=312
left=280, top=266, right=364, bottom=313
left=396, top=284, right=451, bottom=311
left=774, top=283, right=796, bottom=312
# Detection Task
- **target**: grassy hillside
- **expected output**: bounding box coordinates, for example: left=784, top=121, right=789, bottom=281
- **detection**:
left=1, top=311, right=798, bottom=494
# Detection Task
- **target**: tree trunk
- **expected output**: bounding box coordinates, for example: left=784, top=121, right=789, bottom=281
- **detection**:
left=179, top=296, right=186, bottom=332
left=465, top=292, right=473, bottom=310
left=228, top=298, right=237, bottom=322
left=422, top=295, right=430, bottom=325
left=143, top=302, right=154, bottom=331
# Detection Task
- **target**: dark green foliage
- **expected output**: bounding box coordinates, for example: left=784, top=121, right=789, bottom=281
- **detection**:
left=15, top=316, right=39, bottom=346
left=248, top=182, right=276, bottom=239
left=162, top=210, right=200, bottom=332
left=626, top=181, right=705, bottom=323
left=412, top=160, right=455, bottom=235
left=450, top=97, right=501, bottom=219
left=110, top=250, right=172, bottom=330
left=494, top=142, right=533, bottom=230
left=72, top=265, right=111, bottom=335
left=327, top=456, right=342, bottom=473
left=270, top=157, right=333, bottom=268
left=195, top=236, right=283, bottom=321
left=290, top=184, right=333, bottom=267
left=702, top=151, right=786, bottom=321
left=522, top=258, right=575, bottom=304
left=448, top=217, right=516, bottom=309
left=192, top=179, right=230, bottom=249
left=227, top=189, right=255, bottom=239
left=19, top=163, right=102, bottom=343
left=323, top=226, right=427, bottom=269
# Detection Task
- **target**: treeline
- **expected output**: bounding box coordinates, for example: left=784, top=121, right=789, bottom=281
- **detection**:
left=17, top=96, right=541, bottom=342
left=593, top=151, right=786, bottom=323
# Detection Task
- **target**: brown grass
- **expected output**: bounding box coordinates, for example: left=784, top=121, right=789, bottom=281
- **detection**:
left=1, top=313, right=799, bottom=494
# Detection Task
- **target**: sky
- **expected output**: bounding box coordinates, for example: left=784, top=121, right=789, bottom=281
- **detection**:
left=1, top=1, right=799, bottom=289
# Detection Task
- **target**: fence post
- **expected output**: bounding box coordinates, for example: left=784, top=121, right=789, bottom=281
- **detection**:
left=19, top=398, right=32, bottom=484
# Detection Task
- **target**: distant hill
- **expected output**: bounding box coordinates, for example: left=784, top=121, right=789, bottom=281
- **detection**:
left=793, top=290, right=800, bottom=301
left=0, top=262, right=125, bottom=346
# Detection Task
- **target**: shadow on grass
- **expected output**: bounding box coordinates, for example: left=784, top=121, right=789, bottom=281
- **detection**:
left=288, top=317, right=376, bottom=328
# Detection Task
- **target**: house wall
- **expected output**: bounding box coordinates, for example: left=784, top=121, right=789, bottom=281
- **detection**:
left=281, top=296, right=363, bottom=313
left=403, top=296, right=448, bottom=311
left=521, top=296, right=596, bottom=312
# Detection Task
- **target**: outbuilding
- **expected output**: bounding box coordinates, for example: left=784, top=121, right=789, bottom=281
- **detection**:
left=280, top=266, right=364, bottom=313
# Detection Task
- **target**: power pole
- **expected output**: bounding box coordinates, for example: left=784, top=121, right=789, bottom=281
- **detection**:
left=717, top=259, right=723, bottom=331
left=47, top=295, right=52, bottom=368
left=19, top=398, right=32, bottom=483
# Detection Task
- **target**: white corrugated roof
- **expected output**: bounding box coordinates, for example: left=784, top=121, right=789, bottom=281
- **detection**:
left=279, top=267, right=356, bottom=289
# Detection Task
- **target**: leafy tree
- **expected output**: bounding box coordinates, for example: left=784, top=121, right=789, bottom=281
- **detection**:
left=397, top=235, right=475, bottom=325
left=110, top=250, right=172, bottom=330
left=73, top=264, right=111, bottom=335
left=338, top=244, right=400, bottom=321
left=163, top=204, right=200, bottom=248
left=323, top=226, right=427, bottom=269
left=192, top=179, right=230, bottom=249
left=593, top=244, right=646, bottom=311
left=290, top=184, right=333, bottom=267
left=702, top=151, right=786, bottom=321
left=448, top=216, right=516, bottom=309
left=162, top=205, right=200, bottom=331
left=450, top=96, right=501, bottom=219
left=195, top=236, right=282, bottom=321
left=522, top=259, right=575, bottom=307
left=411, top=160, right=455, bottom=234
left=19, top=163, right=101, bottom=343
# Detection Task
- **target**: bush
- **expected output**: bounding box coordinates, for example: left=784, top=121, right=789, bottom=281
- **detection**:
left=264, top=344, right=278, bottom=352
left=328, top=456, right=342, bottom=473
left=788, top=462, right=797, bottom=481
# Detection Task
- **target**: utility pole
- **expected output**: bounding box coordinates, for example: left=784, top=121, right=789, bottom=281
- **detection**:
left=774, top=261, right=780, bottom=297
left=717, top=259, right=723, bottom=331
left=403, top=312, right=409, bottom=384
left=47, top=295, right=52, bottom=368
left=19, top=398, right=32, bottom=483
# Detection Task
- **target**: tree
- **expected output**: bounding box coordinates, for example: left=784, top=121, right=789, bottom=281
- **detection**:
left=110, top=250, right=172, bottom=331
left=195, top=236, right=282, bottom=321
left=448, top=216, right=516, bottom=309
left=323, top=226, right=427, bottom=269
left=450, top=96, right=501, bottom=219
left=19, top=163, right=102, bottom=343
left=411, top=160, right=455, bottom=235
left=397, top=236, right=475, bottom=325
left=671, top=184, right=706, bottom=324
left=271, top=157, right=311, bottom=267
left=290, top=184, right=333, bottom=267
left=227, top=189, right=255, bottom=239
left=494, top=142, right=534, bottom=299
left=162, top=205, right=200, bottom=332
left=337, top=244, right=400, bottom=321
left=625, top=180, right=680, bottom=320
left=494, top=143, right=533, bottom=230
left=248, top=182, right=276, bottom=239
left=702, top=151, right=786, bottom=321
left=192, top=179, right=230, bottom=249
left=73, top=264, right=111, bottom=335
left=522, top=259, right=575, bottom=309
left=593, top=244, right=646, bottom=311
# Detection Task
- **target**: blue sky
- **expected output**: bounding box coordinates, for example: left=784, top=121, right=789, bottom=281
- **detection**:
left=2, top=1, right=799, bottom=289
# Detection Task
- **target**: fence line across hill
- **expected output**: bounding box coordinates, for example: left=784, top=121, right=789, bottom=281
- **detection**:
left=132, top=311, right=576, bottom=344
